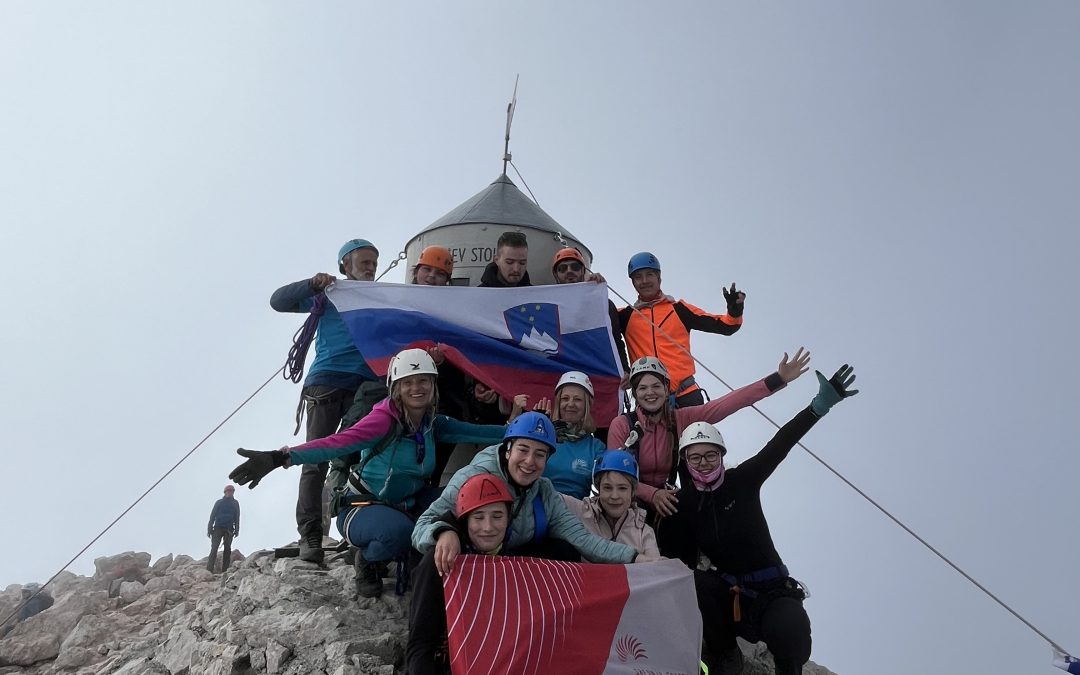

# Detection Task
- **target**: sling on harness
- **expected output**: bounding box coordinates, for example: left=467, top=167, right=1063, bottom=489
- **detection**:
left=716, top=565, right=803, bottom=623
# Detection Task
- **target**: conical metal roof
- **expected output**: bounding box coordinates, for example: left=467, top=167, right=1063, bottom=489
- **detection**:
left=416, top=174, right=582, bottom=241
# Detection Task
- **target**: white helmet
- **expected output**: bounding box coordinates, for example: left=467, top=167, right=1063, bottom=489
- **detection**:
left=629, top=356, right=670, bottom=384
left=678, top=421, right=727, bottom=456
left=555, top=371, right=594, bottom=397
left=387, top=348, right=438, bottom=386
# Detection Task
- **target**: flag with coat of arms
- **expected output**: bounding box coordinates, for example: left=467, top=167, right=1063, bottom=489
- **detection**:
left=325, top=281, right=625, bottom=425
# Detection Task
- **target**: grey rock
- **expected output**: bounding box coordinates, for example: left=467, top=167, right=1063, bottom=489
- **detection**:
left=93, top=552, right=152, bottom=583
left=118, top=581, right=146, bottom=604
left=266, top=639, right=291, bottom=673
left=0, top=632, right=60, bottom=666
left=145, top=575, right=182, bottom=594
left=150, top=554, right=174, bottom=577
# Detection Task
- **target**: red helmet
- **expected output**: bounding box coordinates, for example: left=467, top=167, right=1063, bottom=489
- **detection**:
left=417, top=245, right=454, bottom=276
left=455, top=474, right=513, bottom=518
left=551, top=247, right=586, bottom=273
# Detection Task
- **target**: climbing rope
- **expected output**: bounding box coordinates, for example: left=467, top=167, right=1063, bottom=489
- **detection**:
left=284, top=252, right=407, bottom=384
left=599, top=274, right=1070, bottom=656
left=0, top=366, right=284, bottom=630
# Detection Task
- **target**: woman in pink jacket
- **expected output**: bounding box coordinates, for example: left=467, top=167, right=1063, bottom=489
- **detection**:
left=606, top=349, right=810, bottom=519
left=561, top=450, right=659, bottom=561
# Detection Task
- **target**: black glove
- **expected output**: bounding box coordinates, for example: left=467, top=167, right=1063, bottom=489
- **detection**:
left=723, top=283, right=745, bottom=318
left=229, top=448, right=288, bottom=489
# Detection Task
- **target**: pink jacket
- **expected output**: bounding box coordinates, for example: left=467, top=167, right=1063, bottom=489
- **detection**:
left=606, top=372, right=786, bottom=506
left=561, top=494, right=660, bottom=561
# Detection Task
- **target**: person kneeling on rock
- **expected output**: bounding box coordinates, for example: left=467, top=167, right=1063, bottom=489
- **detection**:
left=406, top=473, right=514, bottom=675
left=228, top=348, right=507, bottom=598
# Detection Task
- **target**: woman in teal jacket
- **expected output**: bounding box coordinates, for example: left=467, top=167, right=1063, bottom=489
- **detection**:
left=532, top=371, right=606, bottom=498
left=412, top=411, right=637, bottom=576
left=229, top=348, right=505, bottom=596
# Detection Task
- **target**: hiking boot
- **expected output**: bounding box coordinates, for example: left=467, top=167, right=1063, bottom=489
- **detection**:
left=299, top=531, right=324, bottom=563
left=353, top=550, right=382, bottom=598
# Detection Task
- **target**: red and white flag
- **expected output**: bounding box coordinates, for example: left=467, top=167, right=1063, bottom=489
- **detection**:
left=443, top=556, right=702, bottom=675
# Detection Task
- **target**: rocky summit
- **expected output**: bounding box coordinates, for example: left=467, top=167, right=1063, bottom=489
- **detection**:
left=0, top=550, right=837, bottom=674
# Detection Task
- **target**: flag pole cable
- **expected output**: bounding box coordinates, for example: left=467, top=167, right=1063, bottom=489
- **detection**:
left=554, top=231, right=1070, bottom=656
left=1, top=366, right=283, bottom=630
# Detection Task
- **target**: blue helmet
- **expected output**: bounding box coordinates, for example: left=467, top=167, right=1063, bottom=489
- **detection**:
left=503, top=411, right=557, bottom=454
left=338, top=239, right=379, bottom=272
left=627, top=252, right=661, bottom=277
left=593, top=449, right=639, bottom=484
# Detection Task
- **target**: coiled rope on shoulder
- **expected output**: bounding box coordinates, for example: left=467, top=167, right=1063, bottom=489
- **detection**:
left=282, top=251, right=407, bottom=384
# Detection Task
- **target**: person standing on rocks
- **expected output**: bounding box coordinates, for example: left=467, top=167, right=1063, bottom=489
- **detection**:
left=271, top=238, right=381, bottom=563
left=206, top=485, right=240, bottom=573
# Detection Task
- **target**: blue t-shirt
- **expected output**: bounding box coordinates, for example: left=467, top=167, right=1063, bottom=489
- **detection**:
left=543, top=435, right=606, bottom=499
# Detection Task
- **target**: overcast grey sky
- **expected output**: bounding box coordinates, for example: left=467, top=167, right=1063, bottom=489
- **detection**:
left=2, top=3, right=1078, bottom=674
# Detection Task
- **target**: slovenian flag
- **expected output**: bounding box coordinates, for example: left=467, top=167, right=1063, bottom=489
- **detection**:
left=325, top=281, right=625, bottom=425
left=443, top=556, right=701, bottom=675
left=1055, top=649, right=1080, bottom=674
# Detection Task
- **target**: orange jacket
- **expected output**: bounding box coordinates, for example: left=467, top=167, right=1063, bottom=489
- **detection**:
left=618, top=296, right=742, bottom=394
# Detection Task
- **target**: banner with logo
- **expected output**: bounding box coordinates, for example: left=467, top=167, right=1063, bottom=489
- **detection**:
left=443, top=556, right=701, bottom=675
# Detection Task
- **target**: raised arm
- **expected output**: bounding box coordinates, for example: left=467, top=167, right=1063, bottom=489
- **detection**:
left=676, top=348, right=810, bottom=427
left=739, top=364, right=859, bottom=487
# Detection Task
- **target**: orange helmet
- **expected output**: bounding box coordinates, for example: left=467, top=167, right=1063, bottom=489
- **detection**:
left=551, top=247, right=586, bottom=273
left=455, top=474, right=514, bottom=518
left=417, top=246, right=454, bottom=276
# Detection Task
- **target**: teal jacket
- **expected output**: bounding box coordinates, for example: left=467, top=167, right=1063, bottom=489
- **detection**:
left=288, top=398, right=504, bottom=508
left=412, top=445, right=637, bottom=563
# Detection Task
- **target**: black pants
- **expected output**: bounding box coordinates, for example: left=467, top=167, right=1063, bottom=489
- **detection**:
left=208, top=528, right=234, bottom=572
left=297, top=385, right=355, bottom=538
left=695, top=570, right=811, bottom=674
left=406, top=551, right=451, bottom=675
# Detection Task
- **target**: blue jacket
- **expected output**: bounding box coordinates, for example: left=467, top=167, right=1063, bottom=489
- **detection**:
left=208, top=496, right=240, bottom=533
left=288, top=399, right=505, bottom=508
left=270, top=279, right=376, bottom=389
left=543, top=435, right=606, bottom=498
left=412, top=446, right=637, bottom=563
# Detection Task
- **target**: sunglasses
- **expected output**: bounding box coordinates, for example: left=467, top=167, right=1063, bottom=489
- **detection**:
left=555, top=261, right=584, bottom=274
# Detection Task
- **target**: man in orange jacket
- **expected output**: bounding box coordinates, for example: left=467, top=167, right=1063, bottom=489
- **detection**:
left=618, top=251, right=745, bottom=407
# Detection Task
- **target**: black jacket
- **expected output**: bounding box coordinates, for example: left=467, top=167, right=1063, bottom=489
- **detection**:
left=478, top=262, right=532, bottom=288
left=659, top=407, right=820, bottom=575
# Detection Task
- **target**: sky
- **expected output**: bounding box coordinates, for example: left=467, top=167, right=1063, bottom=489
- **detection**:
left=1, top=2, right=1078, bottom=673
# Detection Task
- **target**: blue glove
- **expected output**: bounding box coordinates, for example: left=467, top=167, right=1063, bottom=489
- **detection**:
left=810, top=365, right=859, bottom=416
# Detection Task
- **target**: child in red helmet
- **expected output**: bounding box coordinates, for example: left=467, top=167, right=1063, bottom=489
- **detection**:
left=407, top=473, right=514, bottom=675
